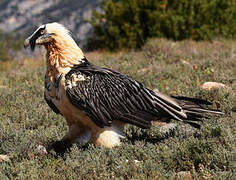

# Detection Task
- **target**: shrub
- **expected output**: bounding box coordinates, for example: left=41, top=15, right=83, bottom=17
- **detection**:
left=0, top=31, right=24, bottom=61
left=89, top=0, right=236, bottom=50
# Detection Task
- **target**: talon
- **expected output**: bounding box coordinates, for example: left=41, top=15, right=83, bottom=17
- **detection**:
left=48, top=140, right=72, bottom=155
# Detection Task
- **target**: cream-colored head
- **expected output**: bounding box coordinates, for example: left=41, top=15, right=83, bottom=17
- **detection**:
left=24, top=22, right=84, bottom=67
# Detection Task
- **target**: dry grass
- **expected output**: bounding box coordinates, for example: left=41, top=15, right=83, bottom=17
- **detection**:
left=0, top=39, right=235, bottom=179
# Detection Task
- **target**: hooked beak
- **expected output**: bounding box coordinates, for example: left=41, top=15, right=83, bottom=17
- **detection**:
left=24, top=33, right=38, bottom=51
left=24, top=32, right=54, bottom=51
left=24, top=37, right=30, bottom=49
left=24, top=32, right=35, bottom=49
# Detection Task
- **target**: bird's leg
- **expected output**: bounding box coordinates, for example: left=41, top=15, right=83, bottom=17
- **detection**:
left=48, top=124, right=87, bottom=154
left=48, top=138, right=71, bottom=155
left=91, top=121, right=126, bottom=148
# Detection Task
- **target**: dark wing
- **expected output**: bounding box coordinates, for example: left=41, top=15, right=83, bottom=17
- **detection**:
left=44, top=93, right=61, bottom=115
left=65, top=63, right=187, bottom=129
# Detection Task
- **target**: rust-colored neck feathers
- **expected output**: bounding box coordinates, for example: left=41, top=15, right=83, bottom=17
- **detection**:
left=45, top=34, right=84, bottom=74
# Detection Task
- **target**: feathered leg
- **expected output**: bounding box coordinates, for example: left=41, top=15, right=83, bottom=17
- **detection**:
left=91, top=121, right=126, bottom=148
left=48, top=123, right=89, bottom=154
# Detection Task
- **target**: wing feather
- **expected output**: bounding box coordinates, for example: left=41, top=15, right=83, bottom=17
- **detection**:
left=65, top=63, right=186, bottom=128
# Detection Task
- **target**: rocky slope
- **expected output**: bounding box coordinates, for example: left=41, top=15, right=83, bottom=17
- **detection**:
left=0, top=0, right=100, bottom=47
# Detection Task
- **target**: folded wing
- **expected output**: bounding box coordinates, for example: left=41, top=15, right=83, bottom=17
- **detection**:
left=65, top=62, right=189, bottom=129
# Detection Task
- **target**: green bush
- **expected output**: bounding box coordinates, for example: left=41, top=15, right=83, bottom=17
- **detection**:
left=0, top=31, right=24, bottom=61
left=89, top=0, right=236, bottom=50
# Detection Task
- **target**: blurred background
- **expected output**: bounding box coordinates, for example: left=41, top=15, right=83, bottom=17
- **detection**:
left=0, top=0, right=100, bottom=61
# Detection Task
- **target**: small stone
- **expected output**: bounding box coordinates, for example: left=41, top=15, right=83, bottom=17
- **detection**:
left=153, top=88, right=159, bottom=93
left=177, top=171, right=193, bottom=180
left=36, top=145, right=48, bottom=154
left=0, top=154, right=10, bottom=162
left=134, top=160, right=140, bottom=163
left=180, top=59, right=191, bottom=66
left=201, top=82, right=229, bottom=90
left=193, top=64, right=198, bottom=71
left=152, top=121, right=167, bottom=127
left=138, top=68, right=149, bottom=73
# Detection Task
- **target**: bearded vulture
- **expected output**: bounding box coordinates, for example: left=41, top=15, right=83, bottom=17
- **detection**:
left=24, top=22, right=223, bottom=154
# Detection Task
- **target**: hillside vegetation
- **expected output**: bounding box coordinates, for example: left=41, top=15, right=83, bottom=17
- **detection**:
left=0, top=31, right=23, bottom=62
left=0, top=39, right=235, bottom=179
left=90, top=0, right=236, bottom=50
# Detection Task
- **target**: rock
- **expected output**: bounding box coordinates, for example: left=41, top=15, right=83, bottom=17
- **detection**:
left=0, top=154, right=10, bottom=162
left=177, top=171, right=193, bottom=180
left=125, top=159, right=141, bottom=164
left=137, top=68, right=150, bottom=73
left=180, top=59, right=191, bottom=66
left=152, top=121, right=167, bottom=127
left=36, top=145, right=48, bottom=154
left=193, top=64, right=198, bottom=71
left=201, top=82, right=229, bottom=90
left=153, top=88, right=159, bottom=93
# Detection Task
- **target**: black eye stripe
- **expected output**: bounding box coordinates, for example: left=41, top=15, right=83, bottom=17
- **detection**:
left=29, top=25, right=47, bottom=51
left=29, top=26, right=46, bottom=51
left=37, top=27, right=46, bottom=34
left=33, top=26, right=46, bottom=38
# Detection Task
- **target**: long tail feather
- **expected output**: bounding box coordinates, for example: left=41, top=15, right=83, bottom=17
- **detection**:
left=171, top=96, right=224, bottom=128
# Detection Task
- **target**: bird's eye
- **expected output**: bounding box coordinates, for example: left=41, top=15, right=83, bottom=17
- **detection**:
left=41, top=29, right=46, bottom=35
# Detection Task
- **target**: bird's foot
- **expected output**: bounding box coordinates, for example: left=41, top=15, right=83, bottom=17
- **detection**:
left=47, top=139, right=72, bottom=156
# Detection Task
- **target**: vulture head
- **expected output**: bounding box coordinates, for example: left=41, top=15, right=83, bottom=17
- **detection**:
left=24, top=22, right=84, bottom=65
left=24, top=22, right=71, bottom=51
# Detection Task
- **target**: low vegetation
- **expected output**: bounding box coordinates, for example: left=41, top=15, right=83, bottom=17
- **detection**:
left=0, top=39, right=235, bottom=179
left=0, top=31, right=24, bottom=62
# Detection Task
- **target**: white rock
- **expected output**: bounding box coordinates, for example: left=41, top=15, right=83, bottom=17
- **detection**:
left=36, top=145, right=48, bottom=154
left=125, top=159, right=141, bottom=164
left=138, top=68, right=149, bottom=73
left=201, top=82, right=229, bottom=90
left=0, top=154, right=10, bottom=162
left=153, top=88, right=159, bottom=93
left=180, top=59, right=191, bottom=65
left=177, top=171, right=193, bottom=180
